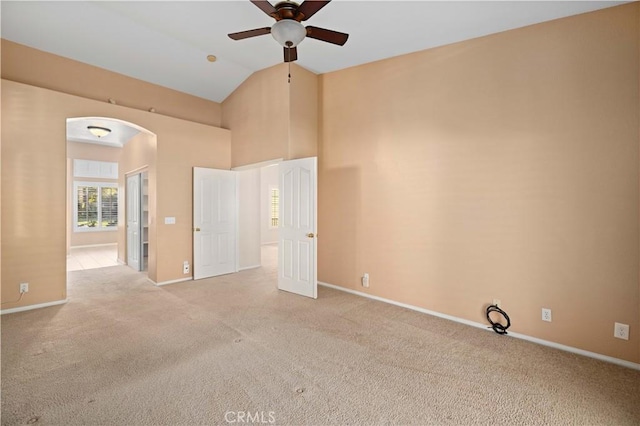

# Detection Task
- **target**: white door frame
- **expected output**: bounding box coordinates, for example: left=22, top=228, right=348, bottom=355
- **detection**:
left=126, top=172, right=142, bottom=271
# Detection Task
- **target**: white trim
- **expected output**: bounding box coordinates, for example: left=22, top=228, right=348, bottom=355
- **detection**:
left=73, top=228, right=118, bottom=233
left=239, top=264, right=261, bottom=271
left=1, top=299, right=68, bottom=315
left=70, top=243, right=117, bottom=249
left=125, top=166, right=149, bottom=177
left=235, top=172, right=240, bottom=274
left=149, top=277, right=192, bottom=287
left=318, top=282, right=640, bottom=371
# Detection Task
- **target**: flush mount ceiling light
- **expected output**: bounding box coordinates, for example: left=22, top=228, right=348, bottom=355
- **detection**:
left=87, top=125, right=111, bottom=138
left=271, top=19, right=306, bottom=48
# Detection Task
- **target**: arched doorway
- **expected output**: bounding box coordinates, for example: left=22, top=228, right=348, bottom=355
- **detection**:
left=66, top=117, right=157, bottom=283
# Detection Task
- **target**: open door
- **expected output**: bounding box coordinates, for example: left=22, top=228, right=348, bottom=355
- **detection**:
left=193, top=167, right=238, bottom=280
left=126, top=173, right=142, bottom=271
left=278, top=157, right=317, bottom=299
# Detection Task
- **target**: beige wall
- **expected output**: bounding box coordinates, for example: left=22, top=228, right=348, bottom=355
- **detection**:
left=222, top=63, right=318, bottom=167
left=1, top=79, right=231, bottom=309
left=223, top=64, right=290, bottom=167
left=289, top=65, right=318, bottom=159
left=2, top=82, right=68, bottom=306
left=318, top=4, right=640, bottom=363
left=154, top=118, right=230, bottom=282
left=1, top=40, right=222, bottom=127
left=67, top=141, right=122, bottom=248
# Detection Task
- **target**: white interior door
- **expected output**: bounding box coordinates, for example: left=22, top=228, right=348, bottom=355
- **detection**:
left=193, top=167, right=238, bottom=280
left=278, top=157, right=317, bottom=298
left=126, top=173, right=142, bottom=271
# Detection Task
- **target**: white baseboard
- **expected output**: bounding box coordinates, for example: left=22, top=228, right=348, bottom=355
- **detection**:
left=1, top=298, right=68, bottom=315
left=318, top=281, right=640, bottom=371
left=70, top=243, right=117, bottom=249
left=150, top=277, right=192, bottom=287
left=239, top=264, right=261, bottom=271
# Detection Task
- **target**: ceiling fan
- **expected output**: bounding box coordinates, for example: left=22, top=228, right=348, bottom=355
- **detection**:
left=228, top=0, right=349, bottom=63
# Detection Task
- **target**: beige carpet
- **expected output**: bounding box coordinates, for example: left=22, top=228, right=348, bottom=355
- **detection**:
left=2, top=246, right=639, bottom=425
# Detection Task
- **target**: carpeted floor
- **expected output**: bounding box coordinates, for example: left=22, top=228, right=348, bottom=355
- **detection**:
left=2, top=245, right=639, bottom=425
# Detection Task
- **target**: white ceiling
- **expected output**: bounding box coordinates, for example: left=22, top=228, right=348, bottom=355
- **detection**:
left=1, top=1, right=627, bottom=103
left=67, top=117, right=141, bottom=147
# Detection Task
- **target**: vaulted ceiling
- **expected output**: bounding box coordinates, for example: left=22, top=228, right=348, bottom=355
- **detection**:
left=1, top=1, right=627, bottom=103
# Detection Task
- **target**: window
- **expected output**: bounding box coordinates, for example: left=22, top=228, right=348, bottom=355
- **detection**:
left=74, top=182, right=118, bottom=231
left=269, top=186, right=279, bottom=228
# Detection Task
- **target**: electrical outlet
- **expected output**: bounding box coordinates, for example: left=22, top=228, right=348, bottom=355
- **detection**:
left=183, top=261, right=190, bottom=275
left=614, top=322, right=629, bottom=340
left=362, top=273, right=369, bottom=288
left=19, top=283, right=29, bottom=293
left=493, top=299, right=501, bottom=307
left=542, top=308, right=552, bottom=322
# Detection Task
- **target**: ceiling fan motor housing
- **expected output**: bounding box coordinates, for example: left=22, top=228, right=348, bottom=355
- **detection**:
left=274, top=1, right=300, bottom=18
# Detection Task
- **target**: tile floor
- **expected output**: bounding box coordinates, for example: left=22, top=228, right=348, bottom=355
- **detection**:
left=68, top=243, right=275, bottom=272
left=67, top=244, right=119, bottom=271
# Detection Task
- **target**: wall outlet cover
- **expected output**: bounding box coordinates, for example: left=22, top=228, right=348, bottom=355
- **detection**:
left=542, top=308, right=552, bottom=322
left=362, top=273, right=369, bottom=288
left=614, top=322, right=629, bottom=340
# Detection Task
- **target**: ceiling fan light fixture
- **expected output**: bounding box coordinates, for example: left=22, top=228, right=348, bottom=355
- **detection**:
left=271, top=19, right=306, bottom=47
left=87, top=125, right=111, bottom=138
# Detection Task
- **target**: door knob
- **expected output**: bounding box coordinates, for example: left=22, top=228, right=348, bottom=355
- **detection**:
left=306, top=233, right=315, bottom=238
left=194, top=227, right=201, bottom=232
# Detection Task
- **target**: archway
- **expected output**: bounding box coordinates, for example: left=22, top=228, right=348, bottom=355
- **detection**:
left=66, top=117, right=157, bottom=287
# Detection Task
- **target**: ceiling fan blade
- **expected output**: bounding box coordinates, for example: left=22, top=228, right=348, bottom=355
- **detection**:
left=284, top=46, right=298, bottom=62
left=228, top=27, right=271, bottom=41
left=250, top=0, right=278, bottom=18
left=305, top=26, right=349, bottom=46
left=296, top=1, right=331, bottom=21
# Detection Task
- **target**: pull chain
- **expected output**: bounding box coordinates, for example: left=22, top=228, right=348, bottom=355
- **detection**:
left=286, top=42, right=292, bottom=84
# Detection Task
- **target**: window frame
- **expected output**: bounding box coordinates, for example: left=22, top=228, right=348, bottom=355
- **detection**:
left=73, top=181, right=118, bottom=232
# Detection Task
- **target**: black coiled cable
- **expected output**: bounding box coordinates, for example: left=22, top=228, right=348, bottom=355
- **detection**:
left=486, top=304, right=511, bottom=335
